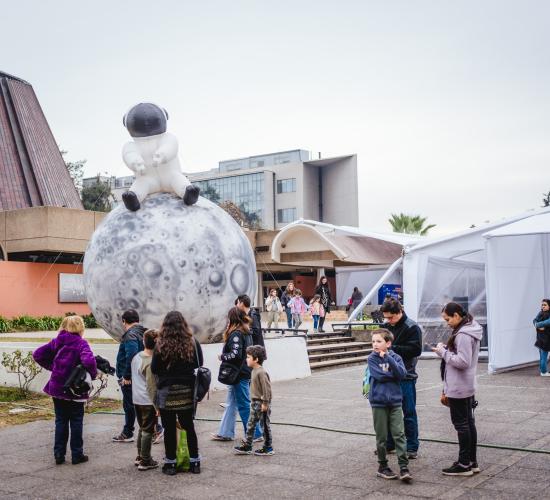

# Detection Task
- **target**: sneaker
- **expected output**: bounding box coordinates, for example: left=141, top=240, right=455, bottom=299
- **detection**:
left=210, top=433, right=233, bottom=441
left=541, top=372, right=550, bottom=377
left=234, top=444, right=253, bottom=455
left=138, top=459, right=159, bottom=471
left=470, top=462, right=481, bottom=473
left=253, top=436, right=263, bottom=443
left=254, top=446, right=274, bottom=456
left=112, top=433, right=134, bottom=443
left=377, top=466, right=397, bottom=479
left=407, top=451, right=418, bottom=459
left=442, top=463, right=473, bottom=476
left=162, top=463, right=177, bottom=476
left=153, top=428, right=164, bottom=445
left=134, top=455, right=142, bottom=466
left=399, top=467, right=413, bottom=482
left=72, top=455, right=89, bottom=465
left=219, top=403, right=228, bottom=408
left=55, top=456, right=65, bottom=465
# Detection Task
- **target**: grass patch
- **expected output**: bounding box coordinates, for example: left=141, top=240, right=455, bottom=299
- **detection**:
left=0, top=387, right=121, bottom=428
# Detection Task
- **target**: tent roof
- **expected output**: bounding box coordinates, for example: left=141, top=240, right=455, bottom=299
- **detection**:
left=484, top=210, right=550, bottom=238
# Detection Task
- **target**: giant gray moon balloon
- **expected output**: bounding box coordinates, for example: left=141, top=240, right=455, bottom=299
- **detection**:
left=83, top=193, right=257, bottom=343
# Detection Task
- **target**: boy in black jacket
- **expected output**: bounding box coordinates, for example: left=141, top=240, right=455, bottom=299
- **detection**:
left=368, top=329, right=412, bottom=482
left=380, top=299, right=422, bottom=457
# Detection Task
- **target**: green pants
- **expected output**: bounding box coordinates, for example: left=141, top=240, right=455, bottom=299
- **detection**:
left=372, top=406, right=408, bottom=467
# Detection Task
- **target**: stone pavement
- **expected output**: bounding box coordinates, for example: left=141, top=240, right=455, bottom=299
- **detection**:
left=2, top=360, right=550, bottom=499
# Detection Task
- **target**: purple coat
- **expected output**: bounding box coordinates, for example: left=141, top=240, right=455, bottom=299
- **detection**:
left=33, top=330, right=97, bottom=400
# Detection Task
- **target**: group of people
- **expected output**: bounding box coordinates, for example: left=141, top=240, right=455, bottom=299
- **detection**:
left=269, top=277, right=335, bottom=332
left=367, top=298, right=482, bottom=481
left=32, top=293, right=273, bottom=476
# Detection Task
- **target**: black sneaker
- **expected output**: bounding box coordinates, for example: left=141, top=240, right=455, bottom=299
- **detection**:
left=399, top=467, right=412, bottom=482
left=254, top=446, right=274, bottom=456
left=377, top=466, right=397, bottom=479
left=138, top=459, right=159, bottom=471
left=408, top=451, right=418, bottom=459
left=442, top=463, right=473, bottom=476
left=234, top=444, right=253, bottom=455
left=55, top=456, right=65, bottom=465
left=471, top=462, right=481, bottom=474
left=112, top=433, right=134, bottom=443
left=162, top=463, right=177, bottom=476
left=72, top=455, right=89, bottom=465
left=134, top=455, right=142, bottom=466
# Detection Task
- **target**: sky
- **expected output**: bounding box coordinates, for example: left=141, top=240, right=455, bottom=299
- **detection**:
left=1, top=0, right=549, bottom=235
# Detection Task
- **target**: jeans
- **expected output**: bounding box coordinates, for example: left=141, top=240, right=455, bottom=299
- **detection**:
left=121, top=383, right=135, bottom=437
left=245, top=400, right=272, bottom=448
left=292, top=313, right=302, bottom=329
left=217, top=379, right=261, bottom=439
left=312, top=315, right=320, bottom=330
left=53, top=398, right=85, bottom=460
left=387, top=379, right=419, bottom=452
left=448, top=396, right=477, bottom=466
left=135, top=404, right=156, bottom=461
left=540, top=349, right=549, bottom=374
left=160, top=408, right=199, bottom=461
left=373, top=406, right=408, bottom=468
left=285, top=308, right=293, bottom=329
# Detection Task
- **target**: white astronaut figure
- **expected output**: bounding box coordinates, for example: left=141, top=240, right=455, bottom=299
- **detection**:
left=121, top=102, right=200, bottom=211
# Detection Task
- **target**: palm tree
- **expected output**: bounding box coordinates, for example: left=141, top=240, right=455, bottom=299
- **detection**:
left=388, top=213, right=436, bottom=236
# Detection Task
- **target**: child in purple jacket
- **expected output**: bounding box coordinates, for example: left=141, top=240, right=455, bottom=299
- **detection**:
left=33, top=315, right=97, bottom=465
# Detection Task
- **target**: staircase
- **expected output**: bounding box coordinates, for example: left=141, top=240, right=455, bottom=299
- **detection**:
left=307, top=329, right=372, bottom=370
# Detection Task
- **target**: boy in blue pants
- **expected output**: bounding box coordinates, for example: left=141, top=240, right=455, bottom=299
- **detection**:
left=367, top=329, right=412, bottom=482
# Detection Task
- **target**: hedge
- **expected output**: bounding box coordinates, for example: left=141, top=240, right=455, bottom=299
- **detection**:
left=0, top=313, right=98, bottom=333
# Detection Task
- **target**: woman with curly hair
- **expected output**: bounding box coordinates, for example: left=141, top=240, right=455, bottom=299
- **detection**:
left=151, top=310, right=203, bottom=475
left=211, top=307, right=262, bottom=443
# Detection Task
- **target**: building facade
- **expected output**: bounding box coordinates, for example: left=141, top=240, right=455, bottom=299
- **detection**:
left=90, top=149, right=359, bottom=229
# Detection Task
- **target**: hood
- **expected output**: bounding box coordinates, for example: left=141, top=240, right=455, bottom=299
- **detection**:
left=459, top=320, right=483, bottom=341
left=57, top=330, right=83, bottom=345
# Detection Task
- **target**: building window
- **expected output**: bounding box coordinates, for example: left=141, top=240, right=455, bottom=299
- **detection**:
left=277, top=207, right=296, bottom=224
left=276, top=178, right=296, bottom=194
left=250, top=160, right=264, bottom=168
left=274, top=154, right=290, bottom=165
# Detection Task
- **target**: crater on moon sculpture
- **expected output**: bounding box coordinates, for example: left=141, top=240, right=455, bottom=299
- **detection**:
left=83, top=192, right=257, bottom=343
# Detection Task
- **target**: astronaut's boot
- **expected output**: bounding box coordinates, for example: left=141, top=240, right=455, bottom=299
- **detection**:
left=183, top=184, right=200, bottom=206
left=122, top=191, right=141, bottom=211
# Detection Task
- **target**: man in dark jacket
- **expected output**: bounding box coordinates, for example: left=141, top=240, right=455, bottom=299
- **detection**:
left=380, top=299, right=422, bottom=458
left=236, top=295, right=265, bottom=349
left=113, top=309, right=146, bottom=442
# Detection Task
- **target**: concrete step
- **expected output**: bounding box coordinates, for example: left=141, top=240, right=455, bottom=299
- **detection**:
left=307, top=341, right=371, bottom=353
left=307, top=336, right=353, bottom=346
left=307, top=331, right=350, bottom=339
left=310, top=355, right=369, bottom=370
left=308, top=348, right=371, bottom=362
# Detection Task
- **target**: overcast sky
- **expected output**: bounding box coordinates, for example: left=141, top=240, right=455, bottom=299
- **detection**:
left=2, top=0, right=549, bottom=235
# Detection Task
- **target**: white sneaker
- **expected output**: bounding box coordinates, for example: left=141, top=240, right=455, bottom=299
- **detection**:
left=541, top=372, right=550, bottom=377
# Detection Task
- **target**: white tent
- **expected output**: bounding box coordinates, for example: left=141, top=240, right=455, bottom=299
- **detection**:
left=484, top=211, right=550, bottom=373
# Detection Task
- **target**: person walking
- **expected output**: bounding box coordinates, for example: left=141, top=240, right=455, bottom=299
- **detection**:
left=309, top=294, right=325, bottom=333
left=288, top=289, right=308, bottom=330
left=113, top=309, right=146, bottom=443
left=151, top=311, right=203, bottom=475
left=350, top=287, right=364, bottom=318
left=211, top=307, right=262, bottom=442
left=379, top=298, right=422, bottom=458
left=281, top=282, right=295, bottom=329
left=315, top=276, right=334, bottom=332
left=533, top=299, right=550, bottom=376
left=433, top=302, right=482, bottom=476
left=265, top=288, right=282, bottom=330
left=33, top=315, right=97, bottom=465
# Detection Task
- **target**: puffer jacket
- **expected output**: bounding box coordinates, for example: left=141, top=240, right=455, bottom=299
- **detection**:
left=367, top=350, right=408, bottom=408
left=33, top=330, right=97, bottom=400
left=116, top=324, right=146, bottom=380
left=436, top=321, right=483, bottom=399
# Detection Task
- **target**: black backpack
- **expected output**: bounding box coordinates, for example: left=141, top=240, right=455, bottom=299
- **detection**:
left=193, top=339, right=211, bottom=413
left=63, top=364, right=91, bottom=397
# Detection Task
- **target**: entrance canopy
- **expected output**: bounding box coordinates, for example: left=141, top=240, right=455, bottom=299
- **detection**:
left=484, top=211, right=550, bottom=373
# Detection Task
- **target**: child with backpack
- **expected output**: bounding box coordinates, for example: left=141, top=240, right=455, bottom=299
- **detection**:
left=33, top=315, right=97, bottom=465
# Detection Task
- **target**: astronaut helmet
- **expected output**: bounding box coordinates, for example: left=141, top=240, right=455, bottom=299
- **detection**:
left=123, top=102, right=169, bottom=138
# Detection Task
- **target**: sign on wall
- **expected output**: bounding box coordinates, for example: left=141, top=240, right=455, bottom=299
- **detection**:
left=58, top=273, right=87, bottom=303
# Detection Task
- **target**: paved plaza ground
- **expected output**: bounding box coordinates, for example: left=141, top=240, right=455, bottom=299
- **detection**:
left=2, top=359, right=550, bottom=499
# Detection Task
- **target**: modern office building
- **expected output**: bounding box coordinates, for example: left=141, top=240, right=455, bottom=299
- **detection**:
left=0, top=71, right=82, bottom=211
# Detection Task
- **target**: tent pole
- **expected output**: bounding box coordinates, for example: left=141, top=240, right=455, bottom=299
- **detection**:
left=347, top=257, right=403, bottom=322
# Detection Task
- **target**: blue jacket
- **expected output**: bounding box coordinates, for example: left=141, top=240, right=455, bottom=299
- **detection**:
left=116, top=324, right=146, bottom=380
left=367, top=350, right=407, bottom=408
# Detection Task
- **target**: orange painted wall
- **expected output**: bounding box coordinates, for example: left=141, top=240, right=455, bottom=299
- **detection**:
left=0, top=262, right=91, bottom=318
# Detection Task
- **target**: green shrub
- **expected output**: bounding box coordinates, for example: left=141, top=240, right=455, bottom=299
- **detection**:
left=1, top=350, right=43, bottom=397
left=0, top=316, right=10, bottom=333
left=83, top=313, right=98, bottom=328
